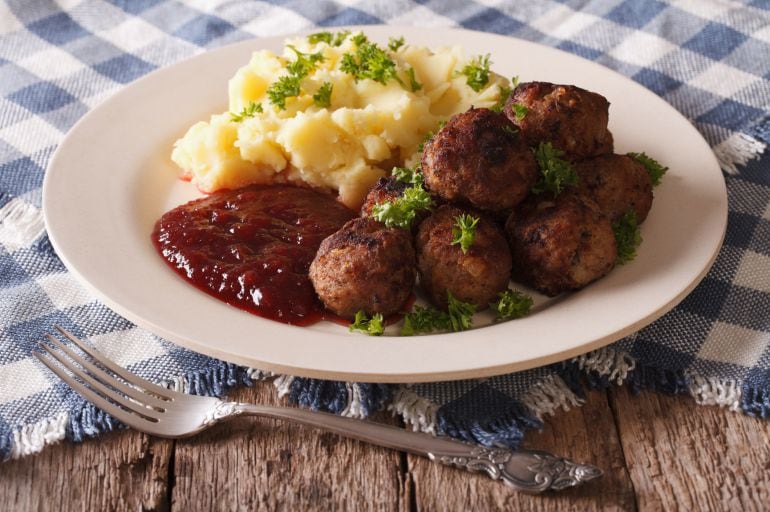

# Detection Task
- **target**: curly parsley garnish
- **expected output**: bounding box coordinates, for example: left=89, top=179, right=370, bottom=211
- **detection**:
left=406, top=67, right=422, bottom=92
left=401, top=305, right=451, bottom=335
left=458, top=54, right=491, bottom=92
left=388, top=36, right=405, bottom=52
left=490, top=75, right=520, bottom=113
left=451, top=214, right=479, bottom=254
left=613, top=210, right=642, bottom=265
left=491, top=290, right=533, bottom=320
left=447, top=291, right=476, bottom=332
left=341, top=37, right=400, bottom=85
left=349, top=310, right=385, bottom=336
left=229, top=101, right=263, bottom=122
left=532, top=142, right=578, bottom=196
left=267, top=75, right=302, bottom=110
left=417, top=120, right=447, bottom=153
left=313, top=81, right=333, bottom=108
left=628, top=152, right=668, bottom=187
left=392, top=165, right=423, bottom=186
left=510, top=103, right=528, bottom=122
left=307, top=31, right=349, bottom=46
left=285, top=45, right=324, bottom=77
left=371, top=184, right=434, bottom=229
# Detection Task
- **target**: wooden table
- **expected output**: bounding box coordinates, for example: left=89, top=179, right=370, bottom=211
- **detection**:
left=2, top=381, right=768, bottom=511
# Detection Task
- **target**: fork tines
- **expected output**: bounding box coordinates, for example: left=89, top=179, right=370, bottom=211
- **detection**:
left=33, top=326, right=171, bottom=426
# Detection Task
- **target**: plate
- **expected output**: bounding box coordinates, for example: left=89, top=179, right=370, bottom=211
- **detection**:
left=43, top=26, right=727, bottom=383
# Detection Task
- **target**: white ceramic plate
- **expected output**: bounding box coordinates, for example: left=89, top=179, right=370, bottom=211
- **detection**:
left=43, top=26, right=727, bottom=383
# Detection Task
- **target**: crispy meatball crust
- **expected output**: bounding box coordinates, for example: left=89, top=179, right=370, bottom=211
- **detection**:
left=421, top=108, right=538, bottom=212
left=505, top=82, right=613, bottom=161
left=417, top=205, right=512, bottom=310
left=505, top=194, right=616, bottom=296
left=360, top=176, right=409, bottom=217
left=309, top=217, right=416, bottom=319
left=574, top=153, right=653, bottom=223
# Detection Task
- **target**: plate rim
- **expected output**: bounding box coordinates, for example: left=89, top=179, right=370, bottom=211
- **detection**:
left=42, top=25, right=728, bottom=383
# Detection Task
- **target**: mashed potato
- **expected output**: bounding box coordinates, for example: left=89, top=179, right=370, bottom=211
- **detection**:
left=171, top=31, right=508, bottom=208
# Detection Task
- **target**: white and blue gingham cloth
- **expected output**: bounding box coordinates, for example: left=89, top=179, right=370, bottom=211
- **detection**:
left=1, top=0, right=769, bottom=459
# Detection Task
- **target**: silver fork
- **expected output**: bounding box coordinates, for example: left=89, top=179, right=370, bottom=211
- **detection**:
left=34, top=326, right=602, bottom=493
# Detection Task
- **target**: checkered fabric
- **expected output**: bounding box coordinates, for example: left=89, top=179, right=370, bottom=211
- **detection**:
left=1, top=0, right=769, bottom=459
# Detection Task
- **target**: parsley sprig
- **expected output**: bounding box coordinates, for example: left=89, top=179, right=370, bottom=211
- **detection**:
left=388, top=36, right=405, bottom=52
left=349, top=310, right=385, bottom=336
left=266, top=45, right=324, bottom=110
left=532, top=142, right=578, bottom=196
left=229, top=101, right=263, bottom=122
left=371, top=184, right=434, bottom=229
left=451, top=214, right=479, bottom=254
left=401, top=305, right=451, bottom=335
left=406, top=67, right=422, bottom=92
left=417, top=120, right=447, bottom=153
left=491, top=290, right=533, bottom=320
left=313, top=81, right=333, bottom=108
left=447, top=291, right=476, bottom=332
left=490, top=76, right=520, bottom=113
left=458, top=54, right=491, bottom=92
left=340, top=36, right=400, bottom=85
left=613, top=211, right=642, bottom=265
left=628, top=152, right=668, bottom=187
left=510, top=103, right=528, bottom=122
left=308, top=31, right=349, bottom=46
left=392, top=165, right=424, bottom=186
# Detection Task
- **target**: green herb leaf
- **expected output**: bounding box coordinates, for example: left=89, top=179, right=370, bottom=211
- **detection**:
left=266, top=74, right=302, bottom=110
left=340, top=39, right=400, bottom=85
left=511, top=75, right=520, bottom=89
left=628, top=152, right=668, bottom=187
left=371, top=184, right=434, bottom=229
left=349, top=310, right=385, bottom=336
left=351, top=32, right=368, bottom=46
left=458, top=54, right=491, bottom=92
left=406, top=67, right=422, bottom=92
left=391, top=165, right=423, bottom=187
left=229, top=101, right=263, bottom=122
left=307, top=32, right=332, bottom=45
left=446, top=291, right=476, bottom=332
left=388, top=36, right=405, bottom=52
left=532, top=142, right=578, bottom=196
left=286, top=45, right=325, bottom=78
left=417, top=120, right=446, bottom=153
left=313, top=81, right=333, bottom=108
left=401, top=305, right=451, bottom=335
left=491, top=290, right=533, bottom=320
left=490, top=85, right=510, bottom=113
left=332, top=30, right=351, bottom=46
left=613, top=210, right=642, bottom=265
left=451, top=214, right=479, bottom=254
left=511, top=103, right=528, bottom=122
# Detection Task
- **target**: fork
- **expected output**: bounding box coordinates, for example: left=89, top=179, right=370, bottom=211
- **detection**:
left=34, top=326, right=602, bottom=493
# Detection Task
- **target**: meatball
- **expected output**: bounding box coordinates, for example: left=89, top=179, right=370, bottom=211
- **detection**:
left=417, top=205, right=512, bottom=310
left=505, top=194, right=616, bottom=296
left=309, top=217, right=416, bottom=319
left=573, top=154, right=653, bottom=223
left=360, top=176, right=409, bottom=217
left=504, top=82, right=613, bottom=161
left=421, top=108, right=538, bottom=212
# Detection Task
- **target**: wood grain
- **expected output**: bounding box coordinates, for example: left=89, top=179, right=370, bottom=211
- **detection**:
left=405, top=389, right=637, bottom=511
left=0, top=429, right=172, bottom=511
left=171, top=381, right=407, bottom=511
left=610, top=386, right=770, bottom=512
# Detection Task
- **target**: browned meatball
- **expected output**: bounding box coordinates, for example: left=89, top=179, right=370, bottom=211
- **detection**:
left=573, top=154, right=653, bottom=223
left=421, top=108, right=538, bottom=212
left=417, top=205, right=511, bottom=310
left=505, top=195, right=616, bottom=296
left=309, top=217, right=416, bottom=319
left=505, top=82, right=613, bottom=161
left=360, top=175, right=408, bottom=217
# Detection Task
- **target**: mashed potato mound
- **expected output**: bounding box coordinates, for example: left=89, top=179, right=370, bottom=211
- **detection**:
left=171, top=31, right=508, bottom=208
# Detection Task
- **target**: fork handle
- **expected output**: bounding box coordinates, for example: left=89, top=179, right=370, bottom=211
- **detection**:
left=227, top=402, right=601, bottom=493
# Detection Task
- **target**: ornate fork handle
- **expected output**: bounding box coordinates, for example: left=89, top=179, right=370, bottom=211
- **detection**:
left=219, top=401, right=601, bottom=493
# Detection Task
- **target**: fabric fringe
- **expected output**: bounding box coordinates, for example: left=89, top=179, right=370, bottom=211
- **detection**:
left=8, top=412, right=69, bottom=459
left=713, top=131, right=767, bottom=174
left=687, top=372, right=742, bottom=411
left=388, top=386, right=439, bottom=434
left=436, top=400, right=542, bottom=449
left=277, top=377, right=391, bottom=418
left=520, top=374, right=584, bottom=420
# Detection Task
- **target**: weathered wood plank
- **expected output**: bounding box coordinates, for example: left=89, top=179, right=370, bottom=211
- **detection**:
left=609, top=386, right=770, bottom=511
left=171, top=381, right=407, bottom=511
left=406, top=388, right=636, bottom=511
left=0, top=430, right=172, bottom=511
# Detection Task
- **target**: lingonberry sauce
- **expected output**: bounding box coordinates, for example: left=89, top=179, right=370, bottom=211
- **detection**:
left=153, top=185, right=355, bottom=325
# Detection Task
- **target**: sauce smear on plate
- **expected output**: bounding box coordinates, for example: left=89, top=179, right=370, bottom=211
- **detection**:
left=153, top=185, right=355, bottom=325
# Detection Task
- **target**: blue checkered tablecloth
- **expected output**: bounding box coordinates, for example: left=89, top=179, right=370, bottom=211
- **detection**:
left=1, top=0, right=768, bottom=459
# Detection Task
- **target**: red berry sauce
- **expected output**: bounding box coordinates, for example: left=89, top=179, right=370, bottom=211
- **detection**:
left=152, top=185, right=355, bottom=325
